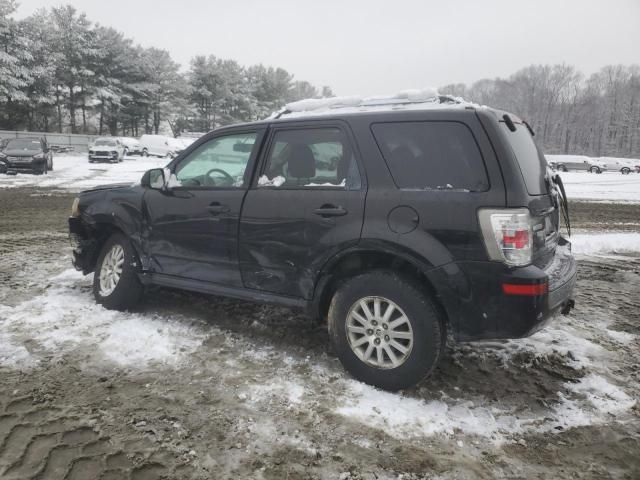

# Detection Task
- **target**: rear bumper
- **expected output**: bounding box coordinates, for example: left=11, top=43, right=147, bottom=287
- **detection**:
left=431, top=240, right=577, bottom=341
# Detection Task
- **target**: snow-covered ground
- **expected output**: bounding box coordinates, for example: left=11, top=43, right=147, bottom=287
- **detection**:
left=0, top=154, right=167, bottom=191
left=1, top=233, right=638, bottom=445
left=558, top=171, right=640, bottom=202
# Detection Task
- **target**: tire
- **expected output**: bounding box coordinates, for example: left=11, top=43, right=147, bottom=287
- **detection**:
left=34, top=162, right=47, bottom=175
left=621, top=167, right=630, bottom=175
left=590, top=166, right=601, bottom=174
left=123, top=148, right=129, bottom=157
left=328, top=271, right=444, bottom=391
left=48, top=156, right=53, bottom=171
left=142, top=149, right=149, bottom=157
left=560, top=165, right=568, bottom=172
left=93, top=233, right=143, bottom=311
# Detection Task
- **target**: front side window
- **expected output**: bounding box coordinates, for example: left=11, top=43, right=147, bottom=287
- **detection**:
left=260, top=128, right=361, bottom=189
left=174, top=132, right=257, bottom=188
left=372, top=121, right=489, bottom=191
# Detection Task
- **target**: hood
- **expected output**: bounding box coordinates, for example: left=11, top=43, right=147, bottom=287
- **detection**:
left=80, top=182, right=137, bottom=193
left=3, top=148, right=41, bottom=157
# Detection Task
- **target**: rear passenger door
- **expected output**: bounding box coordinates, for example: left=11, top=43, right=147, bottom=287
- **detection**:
left=239, top=124, right=366, bottom=299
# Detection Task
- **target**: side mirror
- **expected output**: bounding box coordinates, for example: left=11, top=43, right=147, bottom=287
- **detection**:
left=141, top=168, right=166, bottom=190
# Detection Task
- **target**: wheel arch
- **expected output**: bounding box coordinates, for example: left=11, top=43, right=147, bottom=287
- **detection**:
left=310, top=244, right=453, bottom=336
left=78, top=212, right=143, bottom=274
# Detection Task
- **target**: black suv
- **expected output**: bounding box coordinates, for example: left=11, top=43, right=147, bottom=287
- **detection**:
left=68, top=97, right=576, bottom=390
left=0, top=138, right=53, bottom=174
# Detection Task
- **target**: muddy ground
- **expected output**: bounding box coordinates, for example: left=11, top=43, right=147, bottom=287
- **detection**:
left=0, top=190, right=639, bottom=479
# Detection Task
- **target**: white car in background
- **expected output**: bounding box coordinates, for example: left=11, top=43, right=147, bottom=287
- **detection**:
left=88, top=138, right=125, bottom=163
left=140, top=134, right=183, bottom=158
left=119, top=137, right=143, bottom=156
left=546, top=154, right=608, bottom=173
left=598, top=157, right=640, bottom=174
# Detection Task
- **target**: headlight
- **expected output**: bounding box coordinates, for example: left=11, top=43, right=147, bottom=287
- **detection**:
left=71, top=197, right=80, bottom=217
left=33, top=153, right=45, bottom=159
left=111, top=151, right=117, bottom=155
left=89, top=150, right=94, bottom=154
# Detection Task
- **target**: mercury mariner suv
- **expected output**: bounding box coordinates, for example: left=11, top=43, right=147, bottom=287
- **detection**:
left=68, top=93, right=577, bottom=390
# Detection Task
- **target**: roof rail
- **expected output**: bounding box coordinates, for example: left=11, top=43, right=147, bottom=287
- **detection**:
left=271, top=90, right=467, bottom=119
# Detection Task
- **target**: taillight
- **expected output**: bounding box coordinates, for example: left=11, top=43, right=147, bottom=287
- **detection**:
left=478, top=208, right=533, bottom=266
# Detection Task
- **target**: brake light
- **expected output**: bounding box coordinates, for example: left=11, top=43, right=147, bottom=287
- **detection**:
left=478, top=208, right=533, bottom=266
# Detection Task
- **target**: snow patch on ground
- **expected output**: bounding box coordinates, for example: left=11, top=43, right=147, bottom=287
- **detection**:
left=571, top=233, right=640, bottom=255
left=336, top=381, right=525, bottom=440
left=0, top=269, right=205, bottom=369
left=553, top=374, right=635, bottom=428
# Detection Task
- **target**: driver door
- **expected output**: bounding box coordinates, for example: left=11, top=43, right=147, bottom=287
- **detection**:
left=143, top=129, right=264, bottom=286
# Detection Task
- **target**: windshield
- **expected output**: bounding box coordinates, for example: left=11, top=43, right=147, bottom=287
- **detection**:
left=6, top=139, right=41, bottom=150
left=94, top=139, right=117, bottom=146
left=500, top=122, right=547, bottom=195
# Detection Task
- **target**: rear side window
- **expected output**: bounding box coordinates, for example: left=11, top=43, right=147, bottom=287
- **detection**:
left=499, top=122, right=547, bottom=195
left=371, top=121, right=489, bottom=191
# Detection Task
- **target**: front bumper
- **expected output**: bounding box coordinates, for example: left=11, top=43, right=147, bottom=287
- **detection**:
left=2, top=158, right=45, bottom=172
left=69, top=216, right=98, bottom=274
left=435, top=240, right=577, bottom=341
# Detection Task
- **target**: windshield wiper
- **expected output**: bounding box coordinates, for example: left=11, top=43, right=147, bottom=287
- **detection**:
left=552, top=174, right=571, bottom=237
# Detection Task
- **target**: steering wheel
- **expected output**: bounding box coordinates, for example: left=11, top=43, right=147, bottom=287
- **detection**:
left=205, top=168, right=234, bottom=186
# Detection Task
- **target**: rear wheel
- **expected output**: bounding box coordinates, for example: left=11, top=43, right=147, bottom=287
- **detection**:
left=93, top=233, right=143, bottom=310
left=621, top=167, right=631, bottom=175
left=328, top=271, right=444, bottom=391
left=590, top=166, right=601, bottom=174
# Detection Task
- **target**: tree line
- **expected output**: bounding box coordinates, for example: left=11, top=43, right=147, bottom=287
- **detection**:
left=440, top=64, right=640, bottom=158
left=0, top=0, right=332, bottom=137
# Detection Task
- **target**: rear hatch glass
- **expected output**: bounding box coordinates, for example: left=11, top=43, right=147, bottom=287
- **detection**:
left=500, top=122, right=548, bottom=196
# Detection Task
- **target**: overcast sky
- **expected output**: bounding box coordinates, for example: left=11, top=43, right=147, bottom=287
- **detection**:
left=15, top=0, right=640, bottom=96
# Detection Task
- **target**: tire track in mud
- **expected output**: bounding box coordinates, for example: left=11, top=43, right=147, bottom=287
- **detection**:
left=0, top=390, right=199, bottom=479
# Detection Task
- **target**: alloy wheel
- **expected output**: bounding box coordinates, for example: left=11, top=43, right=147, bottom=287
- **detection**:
left=346, top=296, right=414, bottom=369
left=99, top=244, right=124, bottom=297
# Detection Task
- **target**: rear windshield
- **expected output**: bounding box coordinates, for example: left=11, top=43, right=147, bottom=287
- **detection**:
left=371, top=121, right=489, bottom=191
left=500, top=122, right=547, bottom=195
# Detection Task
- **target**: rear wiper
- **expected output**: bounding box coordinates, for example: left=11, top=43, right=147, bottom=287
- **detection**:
left=552, top=174, right=571, bottom=237
left=523, top=120, right=535, bottom=136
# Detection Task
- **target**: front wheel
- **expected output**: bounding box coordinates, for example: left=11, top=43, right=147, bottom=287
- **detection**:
left=142, top=149, right=149, bottom=157
left=328, top=271, right=444, bottom=391
left=93, top=233, right=143, bottom=310
left=621, top=167, right=631, bottom=175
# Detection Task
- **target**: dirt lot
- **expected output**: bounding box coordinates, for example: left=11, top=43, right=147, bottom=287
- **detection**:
left=0, top=189, right=639, bottom=479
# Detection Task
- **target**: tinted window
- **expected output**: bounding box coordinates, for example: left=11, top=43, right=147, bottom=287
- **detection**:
left=7, top=139, right=41, bottom=150
left=500, top=122, right=547, bottom=195
left=371, top=121, right=488, bottom=191
left=174, top=132, right=257, bottom=188
left=260, top=128, right=361, bottom=189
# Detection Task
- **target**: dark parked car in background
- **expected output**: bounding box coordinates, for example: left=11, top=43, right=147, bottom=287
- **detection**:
left=0, top=138, right=53, bottom=174
left=68, top=96, right=576, bottom=390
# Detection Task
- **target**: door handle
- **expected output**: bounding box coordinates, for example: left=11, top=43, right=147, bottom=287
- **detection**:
left=313, top=205, right=348, bottom=217
left=207, top=203, right=230, bottom=214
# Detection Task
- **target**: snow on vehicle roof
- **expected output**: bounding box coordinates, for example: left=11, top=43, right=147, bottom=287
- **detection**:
left=272, top=88, right=476, bottom=119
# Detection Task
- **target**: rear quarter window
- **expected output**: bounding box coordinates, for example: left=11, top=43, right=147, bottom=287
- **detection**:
left=371, top=121, right=489, bottom=191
